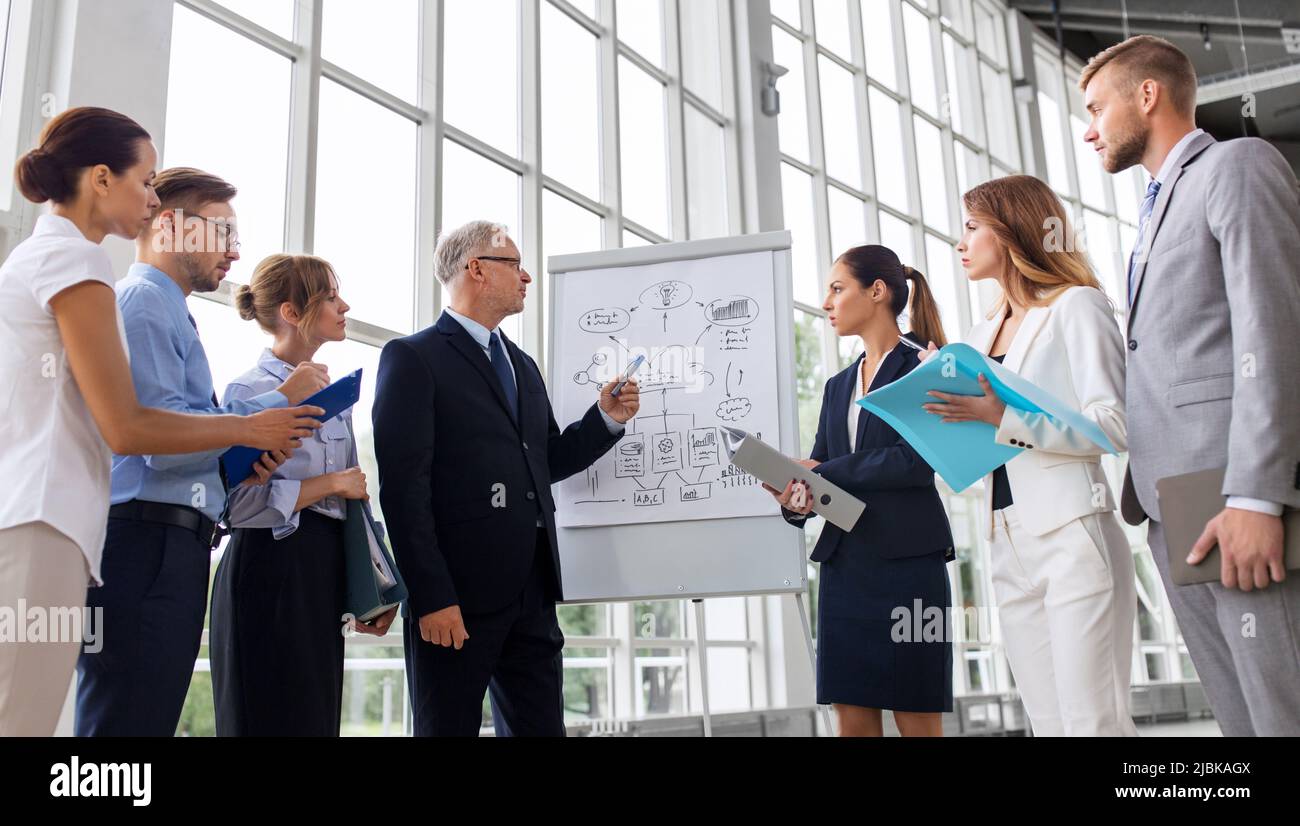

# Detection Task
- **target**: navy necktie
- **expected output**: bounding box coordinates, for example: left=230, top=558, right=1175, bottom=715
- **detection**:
left=489, top=333, right=518, bottom=422
left=189, top=313, right=231, bottom=501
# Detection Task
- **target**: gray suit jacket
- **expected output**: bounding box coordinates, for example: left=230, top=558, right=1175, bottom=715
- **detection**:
left=1120, top=132, right=1300, bottom=525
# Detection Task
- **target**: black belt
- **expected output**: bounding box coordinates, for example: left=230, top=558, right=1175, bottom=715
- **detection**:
left=109, top=500, right=227, bottom=549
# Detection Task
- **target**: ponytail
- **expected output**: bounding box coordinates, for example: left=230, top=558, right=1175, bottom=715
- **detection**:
left=903, top=266, right=948, bottom=347
left=834, top=246, right=949, bottom=348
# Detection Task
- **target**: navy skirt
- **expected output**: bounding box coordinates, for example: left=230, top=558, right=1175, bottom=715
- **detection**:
left=816, top=544, right=953, bottom=713
left=210, top=509, right=346, bottom=736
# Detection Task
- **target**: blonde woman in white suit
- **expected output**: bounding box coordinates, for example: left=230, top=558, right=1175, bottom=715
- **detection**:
left=920, top=175, right=1137, bottom=736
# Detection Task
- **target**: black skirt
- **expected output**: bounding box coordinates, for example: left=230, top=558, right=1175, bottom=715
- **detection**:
left=815, top=544, right=953, bottom=713
left=210, top=509, right=346, bottom=736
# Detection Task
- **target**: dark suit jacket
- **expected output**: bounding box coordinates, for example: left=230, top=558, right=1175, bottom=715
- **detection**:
left=785, top=335, right=954, bottom=563
left=372, top=312, right=622, bottom=616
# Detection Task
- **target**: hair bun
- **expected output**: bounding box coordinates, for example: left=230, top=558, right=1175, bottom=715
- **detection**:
left=14, top=148, right=67, bottom=204
left=234, top=284, right=257, bottom=321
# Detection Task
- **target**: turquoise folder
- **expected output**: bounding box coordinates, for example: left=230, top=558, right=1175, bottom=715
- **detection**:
left=857, top=343, right=1118, bottom=492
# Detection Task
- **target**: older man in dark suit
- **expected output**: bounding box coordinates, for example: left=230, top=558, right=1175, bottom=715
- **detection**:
left=373, top=220, right=638, bottom=736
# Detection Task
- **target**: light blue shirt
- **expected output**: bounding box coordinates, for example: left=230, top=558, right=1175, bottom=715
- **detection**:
left=110, top=264, right=287, bottom=521
left=223, top=349, right=378, bottom=539
left=443, top=307, right=624, bottom=435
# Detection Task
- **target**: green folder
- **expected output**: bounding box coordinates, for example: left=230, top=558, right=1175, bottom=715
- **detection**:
left=343, top=499, right=408, bottom=624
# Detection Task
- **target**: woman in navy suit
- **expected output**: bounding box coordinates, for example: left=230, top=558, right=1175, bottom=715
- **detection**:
left=767, top=245, right=955, bottom=736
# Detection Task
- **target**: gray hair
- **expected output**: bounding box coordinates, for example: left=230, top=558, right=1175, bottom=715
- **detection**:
left=435, top=220, right=511, bottom=287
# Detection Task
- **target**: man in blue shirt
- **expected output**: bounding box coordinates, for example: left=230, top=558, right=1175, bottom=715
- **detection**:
left=76, top=168, right=329, bottom=736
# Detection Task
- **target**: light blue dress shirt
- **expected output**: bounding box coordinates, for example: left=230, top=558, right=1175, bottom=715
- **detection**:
left=224, top=349, right=378, bottom=540
left=109, top=264, right=287, bottom=521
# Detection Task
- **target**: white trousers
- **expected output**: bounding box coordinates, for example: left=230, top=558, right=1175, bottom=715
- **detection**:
left=989, top=505, right=1138, bottom=737
left=0, top=522, right=89, bottom=736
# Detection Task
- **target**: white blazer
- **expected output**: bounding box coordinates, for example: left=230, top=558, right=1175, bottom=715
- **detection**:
left=968, top=285, right=1127, bottom=540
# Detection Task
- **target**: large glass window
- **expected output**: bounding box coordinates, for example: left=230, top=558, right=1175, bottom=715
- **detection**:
left=321, top=0, right=419, bottom=102
left=914, top=115, right=950, bottom=234
left=819, top=55, right=862, bottom=190
left=869, top=88, right=909, bottom=211
left=782, top=162, right=820, bottom=306
left=773, top=26, right=810, bottom=164
left=980, top=60, right=1018, bottom=167
left=542, top=3, right=600, bottom=199
left=618, top=59, right=670, bottom=237
left=314, top=80, right=419, bottom=334
left=828, top=186, right=867, bottom=259
left=0, top=0, right=11, bottom=98
left=163, top=5, right=292, bottom=283
left=541, top=189, right=601, bottom=356
left=861, top=0, right=898, bottom=90
left=813, top=0, right=853, bottom=60
left=685, top=107, right=729, bottom=240
left=616, top=0, right=664, bottom=67
left=680, top=0, right=724, bottom=111
left=902, top=3, right=939, bottom=116
left=879, top=210, right=916, bottom=265
left=444, top=0, right=520, bottom=156
left=211, top=0, right=295, bottom=39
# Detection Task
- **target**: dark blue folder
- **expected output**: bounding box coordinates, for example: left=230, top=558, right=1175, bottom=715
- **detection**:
left=220, top=369, right=363, bottom=486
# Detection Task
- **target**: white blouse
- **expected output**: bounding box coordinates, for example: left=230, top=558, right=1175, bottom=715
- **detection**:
left=0, top=214, right=128, bottom=585
left=847, top=354, right=886, bottom=452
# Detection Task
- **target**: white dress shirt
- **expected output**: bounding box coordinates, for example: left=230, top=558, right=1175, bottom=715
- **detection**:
left=0, top=214, right=128, bottom=585
left=847, top=353, right=886, bottom=453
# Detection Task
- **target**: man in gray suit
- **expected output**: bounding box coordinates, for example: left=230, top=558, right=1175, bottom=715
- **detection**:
left=1080, top=35, right=1300, bottom=735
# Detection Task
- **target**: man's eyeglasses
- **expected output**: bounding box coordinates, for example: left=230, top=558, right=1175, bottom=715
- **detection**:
left=199, top=216, right=241, bottom=252
left=468, top=256, right=522, bottom=272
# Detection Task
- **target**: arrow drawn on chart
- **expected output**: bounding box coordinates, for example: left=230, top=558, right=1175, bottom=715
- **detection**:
left=725, top=361, right=735, bottom=397
left=608, top=336, right=631, bottom=358
left=688, top=362, right=715, bottom=387
left=662, top=312, right=668, bottom=332
left=694, top=324, right=713, bottom=347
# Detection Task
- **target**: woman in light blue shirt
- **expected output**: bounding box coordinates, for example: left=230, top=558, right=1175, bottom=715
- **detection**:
left=210, top=253, right=396, bottom=736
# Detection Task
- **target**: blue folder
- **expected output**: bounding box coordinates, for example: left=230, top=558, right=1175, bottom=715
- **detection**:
left=220, top=369, right=363, bottom=486
left=858, top=344, right=1118, bottom=492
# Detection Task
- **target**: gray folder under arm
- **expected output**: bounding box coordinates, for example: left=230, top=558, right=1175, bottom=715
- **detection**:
left=1156, top=467, right=1300, bottom=586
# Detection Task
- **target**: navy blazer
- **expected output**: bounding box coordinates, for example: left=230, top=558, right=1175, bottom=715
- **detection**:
left=372, top=312, right=622, bottom=617
left=786, top=334, right=954, bottom=563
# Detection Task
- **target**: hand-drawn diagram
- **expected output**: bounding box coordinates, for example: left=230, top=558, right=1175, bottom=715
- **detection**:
left=554, top=251, right=779, bottom=527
